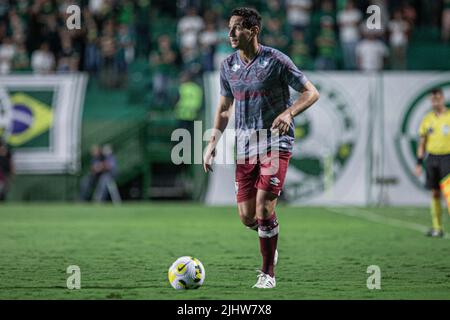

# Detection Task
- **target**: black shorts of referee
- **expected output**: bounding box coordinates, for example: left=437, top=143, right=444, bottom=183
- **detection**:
left=425, top=154, right=450, bottom=190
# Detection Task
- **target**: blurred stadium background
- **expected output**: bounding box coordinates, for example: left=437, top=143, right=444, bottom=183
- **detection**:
left=0, top=0, right=449, bottom=204
left=1, top=0, right=450, bottom=299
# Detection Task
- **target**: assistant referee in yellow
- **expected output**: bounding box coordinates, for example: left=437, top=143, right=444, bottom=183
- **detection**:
left=415, top=87, right=450, bottom=238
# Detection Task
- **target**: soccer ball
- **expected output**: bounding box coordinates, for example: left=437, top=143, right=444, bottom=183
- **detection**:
left=168, top=256, right=205, bottom=290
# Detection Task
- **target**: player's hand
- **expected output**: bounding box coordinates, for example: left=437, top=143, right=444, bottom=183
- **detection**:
left=414, top=164, right=422, bottom=177
left=271, top=110, right=293, bottom=136
left=203, top=143, right=216, bottom=173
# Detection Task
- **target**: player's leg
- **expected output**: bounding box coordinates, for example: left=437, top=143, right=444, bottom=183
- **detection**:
left=237, top=195, right=279, bottom=266
left=235, top=160, right=259, bottom=230
left=425, top=155, right=443, bottom=237
left=428, top=188, right=443, bottom=237
left=252, top=151, right=290, bottom=288
left=237, top=197, right=258, bottom=231
left=255, top=190, right=279, bottom=277
left=438, top=155, right=450, bottom=216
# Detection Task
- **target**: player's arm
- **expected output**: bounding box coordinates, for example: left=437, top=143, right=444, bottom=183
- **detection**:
left=271, top=81, right=320, bottom=135
left=203, top=95, right=234, bottom=172
left=415, top=135, right=427, bottom=177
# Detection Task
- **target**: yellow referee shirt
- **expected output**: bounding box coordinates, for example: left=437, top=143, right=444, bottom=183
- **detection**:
left=418, top=109, right=450, bottom=155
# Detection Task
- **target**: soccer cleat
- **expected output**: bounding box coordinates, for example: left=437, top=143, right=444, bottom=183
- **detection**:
left=425, top=228, right=444, bottom=238
left=274, top=249, right=278, bottom=266
left=252, top=271, right=276, bottom=288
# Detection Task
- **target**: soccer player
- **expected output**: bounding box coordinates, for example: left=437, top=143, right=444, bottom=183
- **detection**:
left=415, top=88, right=450, bottom=238
left=203, top=7, right=319, bottom=288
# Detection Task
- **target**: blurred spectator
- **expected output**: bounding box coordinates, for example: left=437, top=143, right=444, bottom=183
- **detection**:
left=443, top=0, right=450, bottom=42
left=174, top=72, right=203, bottom=126
left=261, top=0, right=285, bottom=23
left=181, top=46, right=202, bottom=78
left=83, top=10, right=101, bottom=75
left=203, top=8, right=218, bottom=25
left=114, top=24, right=130, bottom=80
left=0, top=0, right=446, bottom=77
left=0, top=138, right=14, bottom=201
left=290, top=29, right=313, bottom=70
left=9, top=10, right=25, bottom=44
left=311, top=0, right=336, bottom=41
left=12, top=41, right=30, bottom=71
left=388, top=10, right=409, bottom=70
left=401, top=1, right=417, bottom=31
left=177, top=7, right=205, bottom=51
left=31, top=42, right=55, bottom=74
left=356, top=31, right=389, bottom=71
left=99, top=19, right=119, bottom=87
left=89, top=0, right=105, bottom=15
left=117, top=24, right=135, bottom=66
left=134, top=0, right=151, bottom=58
left=337, top=0, right=362, bottom=70
left=0, top=37, right=15, bottom=74
left=149, top=34, right=179, bottom=107
left=0, top=22, right=6, bottom=43
left=79, top=144, right=104, bottom=201
left=41, top=13, right=61, bottom=55
left=199, top=23, right=218, bottom=72
left=214, top=18, right=234, bottom=70
left=93, top=144, right=120, bottom=203
left=117, top=0, right=135, bottom=26
left=315, top=16, right=337, bottom=70
left=286, top=0, right=313, bottom=32
left=0, top=1, right=10, bottom=20
left=57, top=34, right=80, bottom=73
left=262, top=17, right=289, bottom=52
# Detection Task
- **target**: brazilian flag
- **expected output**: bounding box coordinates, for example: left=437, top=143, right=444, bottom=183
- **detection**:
left=7, top=92, right=53, bottom=148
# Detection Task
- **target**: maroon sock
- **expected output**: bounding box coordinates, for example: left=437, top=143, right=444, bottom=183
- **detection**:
left=257, top=212, right=279, bottom=277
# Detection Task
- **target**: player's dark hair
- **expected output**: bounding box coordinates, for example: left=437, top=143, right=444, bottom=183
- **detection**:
left=230, top=7, right=262, bottom=31
left=431, top=87, right=443, bottom=94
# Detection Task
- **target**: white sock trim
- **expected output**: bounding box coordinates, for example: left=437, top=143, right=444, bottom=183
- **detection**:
left=258, top=225, right=279, bottom=238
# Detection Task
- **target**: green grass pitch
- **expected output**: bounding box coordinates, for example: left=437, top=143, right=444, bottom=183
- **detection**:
left=0, top=203, right=449, bottom=299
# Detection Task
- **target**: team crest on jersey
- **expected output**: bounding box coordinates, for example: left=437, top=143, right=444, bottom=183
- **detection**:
left=232, top=63, right=240, bottom=72
left=256, top=59, right=270, bottom=80
left=443, top=125, right=449, bottom=135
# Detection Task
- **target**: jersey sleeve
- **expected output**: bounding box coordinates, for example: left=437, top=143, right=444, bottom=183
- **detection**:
left=277, top=53, right=309, bottom=92
left=418, top=116, right=428, bottom=136
left=219, top=62, right=233, bottom=98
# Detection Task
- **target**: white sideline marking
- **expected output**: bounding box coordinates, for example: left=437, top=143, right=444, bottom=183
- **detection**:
left=325, top=207, right=450, bottom=240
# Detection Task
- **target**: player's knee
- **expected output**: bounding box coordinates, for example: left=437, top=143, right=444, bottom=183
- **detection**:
left=255, top=201, right=272, bottom=218
left=432, top=189, right=441, bottom=198
left=238, top=210, right=254, bottom=225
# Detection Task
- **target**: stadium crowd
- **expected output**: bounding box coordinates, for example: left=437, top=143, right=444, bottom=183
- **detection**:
left=0, top=0, right=448, bottom=86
